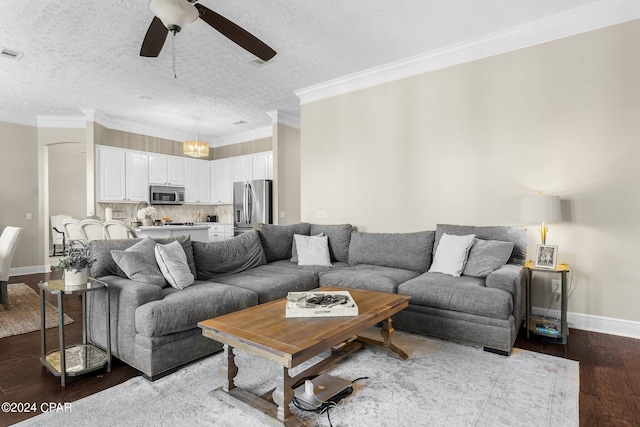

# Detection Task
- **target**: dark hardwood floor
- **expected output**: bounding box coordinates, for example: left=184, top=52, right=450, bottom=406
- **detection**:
left=1, top=273, right=639, bottom=426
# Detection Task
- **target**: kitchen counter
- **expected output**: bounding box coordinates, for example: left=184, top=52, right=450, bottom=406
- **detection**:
left=135, top=225, right=210, bottom=242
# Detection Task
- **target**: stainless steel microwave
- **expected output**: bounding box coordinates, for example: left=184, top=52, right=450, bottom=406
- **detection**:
left=149, top=185, right=185, bottom=205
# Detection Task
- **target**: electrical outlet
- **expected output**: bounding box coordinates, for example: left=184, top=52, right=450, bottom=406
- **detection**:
left=316, top=210, right=329, bottom=219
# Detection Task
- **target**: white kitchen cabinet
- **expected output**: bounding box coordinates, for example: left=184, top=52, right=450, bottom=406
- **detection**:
left=207, top=223, right=233, bottom=242
left=149, top=154, right=185, bottom=185
left=97, top=146, right=149, bottom=202
left=210, top=158, right=232, bottom=204
left=125, top=151, right=149, bottom=202
left=252, top=152, right=273, bottom=180
left=230, top=155, right=252, bottom=184
left=230, top=151, right=273, bottom=184
left=97, top=146, right=126, bottom=202
left=185, top=159, right=211, bottom=204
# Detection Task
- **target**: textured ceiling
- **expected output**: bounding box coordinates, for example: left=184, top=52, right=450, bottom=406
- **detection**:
left=0, top=0, right=602, bottom=144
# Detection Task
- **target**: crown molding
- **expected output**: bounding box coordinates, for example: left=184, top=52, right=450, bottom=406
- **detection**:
left=267, top=110, right=300, bottom=129
left=296, top=0, right=640, bottom=104
left=36, top=115, right=86, bottom=128
left=211, top=126, right=272, bottom=147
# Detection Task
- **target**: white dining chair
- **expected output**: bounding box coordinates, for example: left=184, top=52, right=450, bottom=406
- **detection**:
left=62, top=218, right=85, bottom=246
left=103, top=220, right=138, bottom=240
left=79, top=219, right=105, bottom=241
left=0, top=226, right=24, bottom=310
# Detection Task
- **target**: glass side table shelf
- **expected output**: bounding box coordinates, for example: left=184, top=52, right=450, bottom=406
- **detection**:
left=524, top=260, right=570, bottom=345
left=39, top=277, right=111, bottom=386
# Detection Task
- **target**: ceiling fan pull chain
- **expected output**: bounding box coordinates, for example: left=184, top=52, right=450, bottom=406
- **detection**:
left=172, top=32, right=177, bottom=79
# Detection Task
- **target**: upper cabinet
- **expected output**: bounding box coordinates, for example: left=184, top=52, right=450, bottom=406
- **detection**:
left=252, top=152, right=273, bottom=181
left=185, top=158, right=211, bottom=204
left=96, top=146, right=149, bottom=202
left=149, top=154, right=185, bottom=186
left=210, top=158, right=232, bottom=204
left=230, top=151, right=273, bottom=184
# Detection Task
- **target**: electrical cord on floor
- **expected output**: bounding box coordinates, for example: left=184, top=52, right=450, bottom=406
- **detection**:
left=291, top=376, right=369, bottom=427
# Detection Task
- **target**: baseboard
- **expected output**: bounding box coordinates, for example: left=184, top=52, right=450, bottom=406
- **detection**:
left=9, top=265, right=50, bottom=276
left=531, top=306, right=640, bottom=340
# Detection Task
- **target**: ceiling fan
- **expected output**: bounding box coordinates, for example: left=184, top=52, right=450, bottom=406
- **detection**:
left=140, top=0, right=276, bottom=61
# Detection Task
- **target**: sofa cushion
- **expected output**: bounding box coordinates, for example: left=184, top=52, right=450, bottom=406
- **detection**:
left=90, top=236, right=196, bottom=278
left=310, top=224, right=353, bottom=263
left=463, top=239, right=515, bottom=278
left=348, top=230, right=435, bottom=273
left=192, top=230, right=266, bottom=280
left=134, top=281, right=258, bottom=337
left=211, top=264, right=318, bottom=304
left=435, top=224, right=527, bottom=266
left=154, top=240, right=194, bottom=289
left=269, top=259, right=350, bottom=273
left=111, top=237, right=167, bottom=288
left=398, top=273, right=513, bottom=320
left=294, top=234, right=332, bottom=266
left=255, top=223, right=311, bottom=262
left=319, top=264, right=420, bottom=294
left=428, top=233, right=475, bottom=277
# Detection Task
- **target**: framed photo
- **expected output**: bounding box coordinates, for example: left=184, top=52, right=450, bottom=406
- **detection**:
left=534, top=244, right=558, bottom=269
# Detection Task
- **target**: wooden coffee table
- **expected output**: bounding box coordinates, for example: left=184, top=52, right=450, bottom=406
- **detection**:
left=198, top=286, right=410, bottom=427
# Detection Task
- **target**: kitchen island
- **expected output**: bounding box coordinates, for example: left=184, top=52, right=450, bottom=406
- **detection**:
left=135, top=225, right=210, bottom=243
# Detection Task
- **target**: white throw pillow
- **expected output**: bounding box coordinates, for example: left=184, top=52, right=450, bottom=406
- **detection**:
left=429, top=233, right=476, bottom=277
left=154, top=240, right=195, bottom=289
left=294, top=234, right=332, bottom=267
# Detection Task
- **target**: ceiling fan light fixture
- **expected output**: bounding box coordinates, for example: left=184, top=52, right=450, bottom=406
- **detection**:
left=183, top=140, right=209, bottom=158
left=149, top=0, right=199, bottom=30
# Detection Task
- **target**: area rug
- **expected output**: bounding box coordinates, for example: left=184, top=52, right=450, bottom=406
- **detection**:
left=0, top=283, right=73, bottom=339
left=16, top=330, right=579, bottom=427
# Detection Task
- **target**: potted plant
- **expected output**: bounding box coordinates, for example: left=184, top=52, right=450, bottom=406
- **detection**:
left=53, top=242, right=96, bottom=287
left=137, top=206, right=157, bottom=226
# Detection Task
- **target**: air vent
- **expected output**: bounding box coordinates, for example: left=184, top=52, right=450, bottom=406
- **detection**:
left=232, top=120, right=248, bottom=125
left=1, top=47, right=24, bottom=61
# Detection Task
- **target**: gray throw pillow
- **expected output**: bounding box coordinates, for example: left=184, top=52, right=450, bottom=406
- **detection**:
left=255, top=223, right=311, bottom=262
left=192, top=230, right=267, bottom=280
left=310, top=224, right=353, bottom=263
left=110, top=237, right=167, bottom=287
left=462, top=239, right=515, bottom=277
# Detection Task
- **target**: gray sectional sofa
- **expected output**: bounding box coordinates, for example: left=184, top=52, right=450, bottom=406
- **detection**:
left=87, top=223, right=527, bottom=379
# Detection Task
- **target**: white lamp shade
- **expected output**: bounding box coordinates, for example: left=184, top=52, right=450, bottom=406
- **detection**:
left=520, top=195, right=561, bottom=223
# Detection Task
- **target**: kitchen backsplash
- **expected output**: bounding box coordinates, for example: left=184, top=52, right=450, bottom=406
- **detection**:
left=96, top=203, right=234, bottom=224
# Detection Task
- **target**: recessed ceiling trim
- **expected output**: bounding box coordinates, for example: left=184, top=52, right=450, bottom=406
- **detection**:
left=267, top=110, right=300, bottom=129
left=295, top=0, right=640, bottom=105
left=211, top=126, right=272, bottom=147
left=37, top=115, right=86, bottom=129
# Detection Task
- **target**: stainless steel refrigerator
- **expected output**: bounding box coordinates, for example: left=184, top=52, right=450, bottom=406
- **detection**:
left=233, top=179, right=272, bottom=235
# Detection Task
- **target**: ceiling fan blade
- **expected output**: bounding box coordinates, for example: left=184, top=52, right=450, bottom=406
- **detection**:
left=140, top=17, right=169, bottom=57
left=194, top=4, right=276, bottom=61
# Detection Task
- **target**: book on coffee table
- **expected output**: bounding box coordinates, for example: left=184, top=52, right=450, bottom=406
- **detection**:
left=285, top=290, right=359, bottom=318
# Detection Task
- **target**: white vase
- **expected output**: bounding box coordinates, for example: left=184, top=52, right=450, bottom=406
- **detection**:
left=142, top=216, right=153, bottom=226
left=65, top=268, right=88, bottom=287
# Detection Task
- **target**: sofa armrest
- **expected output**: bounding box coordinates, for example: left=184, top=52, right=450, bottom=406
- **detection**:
left=485, top=264, right=525, bottom=295
left=87, top=275, right=164, bottom=359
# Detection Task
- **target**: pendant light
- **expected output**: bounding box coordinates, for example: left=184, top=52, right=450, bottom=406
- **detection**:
left=183, top=118, right=209, bottom=158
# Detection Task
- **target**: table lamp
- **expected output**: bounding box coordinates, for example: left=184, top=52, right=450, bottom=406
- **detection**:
left=520, top=192, right=561, bottom=244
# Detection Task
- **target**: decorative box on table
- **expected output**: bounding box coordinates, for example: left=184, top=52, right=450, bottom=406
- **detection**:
left=285, top=291, right=358, bottom=318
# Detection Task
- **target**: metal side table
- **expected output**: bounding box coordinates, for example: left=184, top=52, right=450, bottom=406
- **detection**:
left=524, top=260, right=570, bottom=345
left=39, top=277, right=111, bottom=386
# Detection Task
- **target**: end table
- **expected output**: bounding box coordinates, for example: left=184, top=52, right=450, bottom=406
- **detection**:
left=39, top=277, right=111, bottom=386
left=524, top=260, right=569, bottom=345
